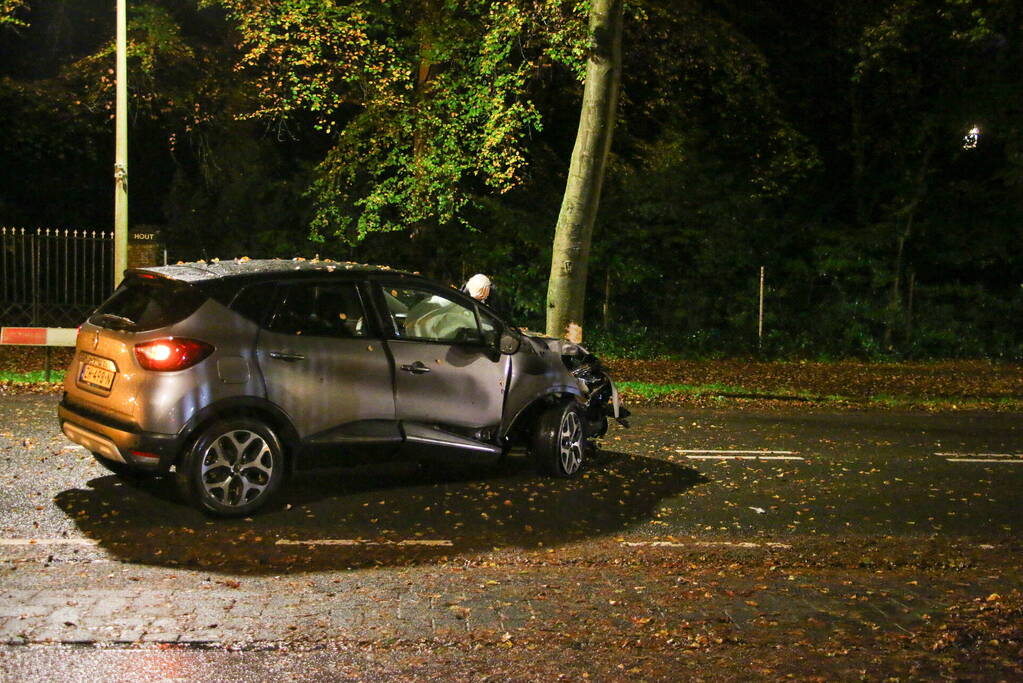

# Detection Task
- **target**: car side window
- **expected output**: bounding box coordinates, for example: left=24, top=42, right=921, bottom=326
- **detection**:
left=229, top=282, right=278, bottom=327
left=380, top=285, right=482, bottom=344
left=266, top=282, right=368, bottom=338
left=478, top=307, right=501, bottom=347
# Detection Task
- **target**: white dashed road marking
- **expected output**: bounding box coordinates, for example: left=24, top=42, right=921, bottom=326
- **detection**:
left=622, top=541, right=792, bottom=550
left=275, top=539, right=454, bottom=547
left=936, top=452, right=1022, bottom=457
left=944, top=459, right=1023, bottom=464
left=677, top=449, right=803, bottom=461
left=936, top=452, right=1023, bottom=464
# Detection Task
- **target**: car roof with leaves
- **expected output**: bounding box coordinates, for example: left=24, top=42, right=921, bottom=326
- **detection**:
left=131, top=257, right=413, bottom=284
left=126, top=258, right=464, bottom=306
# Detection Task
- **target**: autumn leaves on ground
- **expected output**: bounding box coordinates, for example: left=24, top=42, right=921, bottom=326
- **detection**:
left=2, top=347, right=1021, bottom=411
left=606, top=358, right=1023, bottom=411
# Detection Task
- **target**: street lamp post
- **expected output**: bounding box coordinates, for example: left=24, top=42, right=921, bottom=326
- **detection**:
left=113, top=0, right=128, bottom=288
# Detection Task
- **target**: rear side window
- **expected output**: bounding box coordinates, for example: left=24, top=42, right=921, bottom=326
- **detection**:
left=230, top=282, right=278, bottom=326
left=90, top=277, right=206, bottom=332
left=266, top=282, right=368, bottom=338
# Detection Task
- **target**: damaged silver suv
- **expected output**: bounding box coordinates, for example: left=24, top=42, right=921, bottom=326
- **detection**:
left=58, top=259, right=627, bottom=516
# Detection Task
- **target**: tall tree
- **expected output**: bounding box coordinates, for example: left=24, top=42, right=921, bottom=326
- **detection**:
left=545, top=0, right=623, bottom=339
left=847, top=0, right=1014, bottom=349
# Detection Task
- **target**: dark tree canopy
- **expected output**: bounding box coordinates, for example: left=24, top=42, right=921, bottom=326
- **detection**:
left=1, top=0, right=1020, bottom=358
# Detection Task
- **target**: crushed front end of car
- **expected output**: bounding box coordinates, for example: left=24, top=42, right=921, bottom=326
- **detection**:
left=552, top=340, right=631, bottom=437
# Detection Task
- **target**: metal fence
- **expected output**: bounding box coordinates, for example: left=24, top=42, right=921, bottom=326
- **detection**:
left=1, top=227, right=114, bottom=327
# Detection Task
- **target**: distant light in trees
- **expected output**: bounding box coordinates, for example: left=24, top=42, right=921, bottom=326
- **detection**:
left=963, top=126, right=981, bottom=150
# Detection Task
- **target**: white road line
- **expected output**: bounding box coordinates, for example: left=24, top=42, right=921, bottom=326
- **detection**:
left=676, top=449, right=804, bottom=461
left=0, top=538, right=98, bottom=546
left=945, top=458, right=1023, bottom=464
left=684, top=455, right=805, bottom=461
left=935, top=452, right=1022, bottom=457
left=936, top=451, right=1023, bottom=463
left=677, top=449, right=799, bottom=455
left=275, top=539, right=453, bottom=547
left=622, top=541, right=792, bottom=550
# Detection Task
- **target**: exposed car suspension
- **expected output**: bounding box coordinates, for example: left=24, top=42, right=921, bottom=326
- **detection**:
left=563, top=350, right=631, bottom=433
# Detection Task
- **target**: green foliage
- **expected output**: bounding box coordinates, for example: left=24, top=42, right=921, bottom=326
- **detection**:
left=216, top=0, right=587, bottom=242
left=66, top=2, right=231, bottom=138
left=583, top=326, right=676, bottom=360
left=1, top=0, right=1021, bottom=360
left=576, top=0, right=1023, bottom=360
left=0, top=0, right=28, bottom=27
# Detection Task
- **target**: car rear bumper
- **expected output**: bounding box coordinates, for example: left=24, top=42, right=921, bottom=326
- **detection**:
left=58, top=396, right=180, bottom=472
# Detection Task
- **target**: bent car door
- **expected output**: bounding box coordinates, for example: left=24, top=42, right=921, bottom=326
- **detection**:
left=375, top=283, right=509, bottom=464
left=253, top=280, right=399, bottom=466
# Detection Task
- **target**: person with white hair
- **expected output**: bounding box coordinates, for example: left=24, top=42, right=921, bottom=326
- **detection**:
left=461, top=273, right=509, bottom=319
left=463, top=273, right=492, bottom=302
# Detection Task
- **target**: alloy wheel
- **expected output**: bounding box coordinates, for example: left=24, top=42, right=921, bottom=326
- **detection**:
left=558, top=410, right=584, bottom=475
left=200, top=429, right=275, bottom=507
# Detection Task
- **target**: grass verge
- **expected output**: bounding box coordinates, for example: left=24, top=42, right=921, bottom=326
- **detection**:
left=0, top=370, right=65, bottom=384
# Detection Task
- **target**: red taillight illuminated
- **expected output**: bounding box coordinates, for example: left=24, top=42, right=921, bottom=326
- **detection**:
left=134, top=338, right=214, bottom=371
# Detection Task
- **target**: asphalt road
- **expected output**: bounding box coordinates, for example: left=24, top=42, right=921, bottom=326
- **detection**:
left=1, top=394, right=1021, bottom=681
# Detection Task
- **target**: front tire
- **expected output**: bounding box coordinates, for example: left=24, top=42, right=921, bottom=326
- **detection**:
left=531, top=401, right=587, bottom=478
left=176, top=418, right=285, bottom=517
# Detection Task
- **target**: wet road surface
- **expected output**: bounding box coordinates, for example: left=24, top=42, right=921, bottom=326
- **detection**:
left=1, top=394, right=1021, bottom=680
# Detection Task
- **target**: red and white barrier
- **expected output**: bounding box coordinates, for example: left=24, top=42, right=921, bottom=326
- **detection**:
left=0, top=327, right=78, bottom=347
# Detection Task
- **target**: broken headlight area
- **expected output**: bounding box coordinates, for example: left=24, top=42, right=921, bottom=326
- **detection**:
left=562, top=348, right=631, bottom=433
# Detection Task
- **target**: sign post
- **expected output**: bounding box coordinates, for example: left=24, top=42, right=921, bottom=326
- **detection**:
left=113, top=0, right=128, bottom=288
left=129, top=227, right=163, bottom=269
left=758, top=266, right=765, bottom=351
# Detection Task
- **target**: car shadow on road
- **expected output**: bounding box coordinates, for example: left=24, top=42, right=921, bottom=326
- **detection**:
left=52, top=450, right=706, bottom=575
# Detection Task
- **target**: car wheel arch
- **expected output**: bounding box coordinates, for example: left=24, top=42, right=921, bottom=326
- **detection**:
left=175, top=398, right=300, bottom=472
left=502, top=390, right=584, bottom=446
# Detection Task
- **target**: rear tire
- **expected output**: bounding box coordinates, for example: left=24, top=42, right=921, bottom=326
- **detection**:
left=176, top=417, right=285, bottom=517
left=531, top=401, right=587, bottom=478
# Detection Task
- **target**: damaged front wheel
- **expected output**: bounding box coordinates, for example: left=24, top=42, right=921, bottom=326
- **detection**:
left=532, top=401, right=587, bottom=478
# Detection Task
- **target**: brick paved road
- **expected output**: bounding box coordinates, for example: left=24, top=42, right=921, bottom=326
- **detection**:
left=1, top=395, right=1021, bottom=680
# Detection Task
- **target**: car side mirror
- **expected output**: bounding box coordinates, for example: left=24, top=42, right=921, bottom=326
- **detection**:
left=499, top=329, right=521, bottom=355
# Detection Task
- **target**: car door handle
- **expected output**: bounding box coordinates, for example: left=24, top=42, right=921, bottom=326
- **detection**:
left=269, top=351, right=306, bottom=362
left=400, top=361, right=431, bottom=375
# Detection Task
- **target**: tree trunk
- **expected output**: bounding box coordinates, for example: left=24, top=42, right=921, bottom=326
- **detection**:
left=410, top=1, right=442, bottom=239
left=883, top=142, right=935, bottom=350
left=883, top=226, right=909, bottom=350
left=545, top=0, right=623, bottom=340
left=905, top=268, right=915, bottom=341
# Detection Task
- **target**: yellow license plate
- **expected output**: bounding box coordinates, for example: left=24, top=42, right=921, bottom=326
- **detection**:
left=80, top=363, right=115, bottom=390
